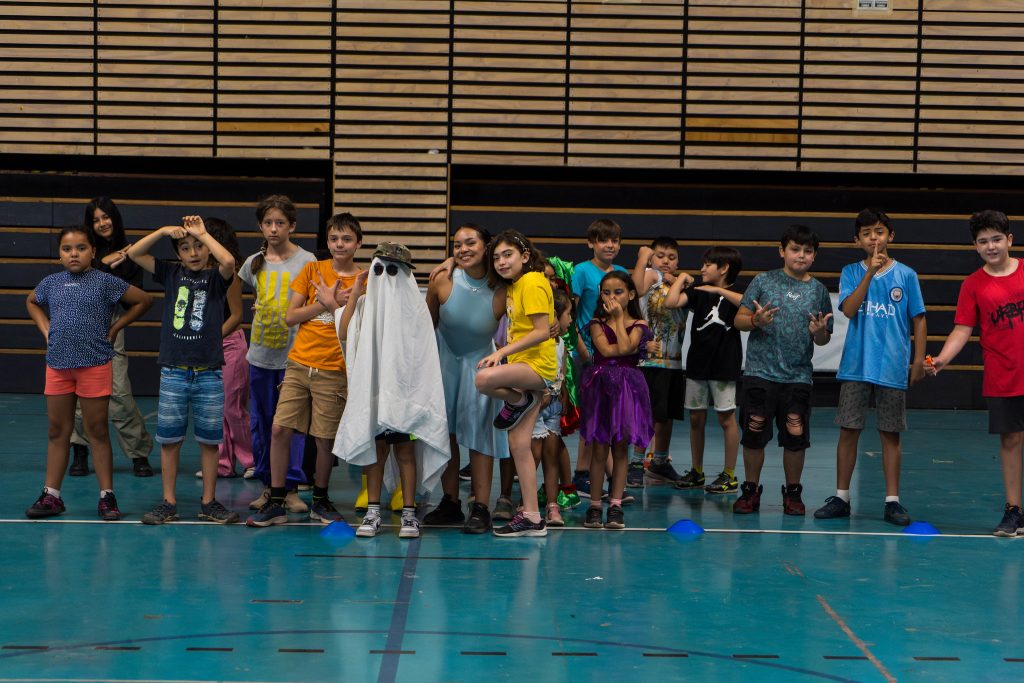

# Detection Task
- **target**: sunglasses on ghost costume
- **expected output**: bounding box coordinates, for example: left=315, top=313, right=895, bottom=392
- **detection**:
left=373, top=262, right=399, bottom=276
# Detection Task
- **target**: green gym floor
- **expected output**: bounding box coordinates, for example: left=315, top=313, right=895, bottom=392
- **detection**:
left=1, top=392, right=1021, bottom=683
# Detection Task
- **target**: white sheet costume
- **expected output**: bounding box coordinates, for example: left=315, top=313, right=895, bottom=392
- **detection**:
left=332, top=256, right=450, bottom=495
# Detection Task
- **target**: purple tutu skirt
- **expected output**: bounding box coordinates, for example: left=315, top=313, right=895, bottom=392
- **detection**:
left=579, top=362, right=654, bottom=448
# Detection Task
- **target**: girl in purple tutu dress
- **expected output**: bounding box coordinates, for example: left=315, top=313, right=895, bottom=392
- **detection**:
left=581, top=271, right=655, bottom=530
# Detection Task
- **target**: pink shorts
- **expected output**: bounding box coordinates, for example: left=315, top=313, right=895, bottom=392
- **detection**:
left=45, top=362, right=113, bottom=398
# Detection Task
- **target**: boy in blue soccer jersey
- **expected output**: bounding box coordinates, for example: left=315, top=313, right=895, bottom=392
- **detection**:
left=814, top=209, right=926, bottom=526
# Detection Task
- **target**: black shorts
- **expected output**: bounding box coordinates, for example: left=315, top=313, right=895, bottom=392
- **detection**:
left=375, top=430, right=415, bottom=445
left=738, top=376, right=812, bottom=451
left=642, top=366, right=685, bottom=423
left=987, top=396, right=1024, bottom=434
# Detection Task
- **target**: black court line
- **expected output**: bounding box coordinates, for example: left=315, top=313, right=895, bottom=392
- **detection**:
left=377, top=537, right=422, bottom=683
left=186, top=647, right=233, bottom=652
left=279, top=648, right=324, bottom=654
left=733, top=654, right=780, bottom=659
left=643, top=653, right=688, bottom=658
left=1005, top=658, right=1024, bottom=662
left=553, top=652, right=597, bottom=657
left=461, top=651, right=507, bottom=656
left=824, top=656, right=868, bottom=660
left=297, top=554, right=527, bottom=561
left=251, top=599, right=303, bottom=604
left=95, top=646, right=140, bottom=651
left=1, top=646, right=47, bottom=651
left=371, top=649, right=414, bottom=655
left=913, top=656, right=960, bottom=661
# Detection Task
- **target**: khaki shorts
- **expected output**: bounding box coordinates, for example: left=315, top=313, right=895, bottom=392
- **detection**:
left=273, top=360, right=348, bottom=439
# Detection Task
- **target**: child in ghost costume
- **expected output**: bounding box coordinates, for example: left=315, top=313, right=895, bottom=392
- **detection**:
left=330, top=242, right=451, bottom=539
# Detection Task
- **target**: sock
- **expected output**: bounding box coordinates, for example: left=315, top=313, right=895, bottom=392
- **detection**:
left=312, top=485, right=328, bottom=501
left=510, top=392, right=529, bottom=407
left=724, top=467, right=735, bottom=478
left=694, top=466, right=703, bottom=474
left=99, top=489, right=113, bottom=499
left=522, top=510, right=541, bottom=523
left=885, top=495, right=899, bottom=504
left=653, top=450, right=669, bottom=464
left=631, top=447, right=645, bottom=464
left=609, top=498, right=622, bottom=507
left=367, top=503, right=380, bottom=515
left=402, top=506, right=416, bottom=519
left=574, top=469, right=588, bottom=476
left=589, top=501, right=601, bottom=510
left=836, top=489, right=850, bottom=503
left=270, top=486, right=286, bottom=503
left=44, top=486, right=60, bottom=498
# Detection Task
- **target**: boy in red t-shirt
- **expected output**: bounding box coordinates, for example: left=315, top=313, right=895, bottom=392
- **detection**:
left=928, top=210, right=1024, bottom=536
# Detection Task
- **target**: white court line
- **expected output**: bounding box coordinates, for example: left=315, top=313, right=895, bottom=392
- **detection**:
left=0, top=679, right=283, bottom=683
left=0, top=518, right=1009, bottom=538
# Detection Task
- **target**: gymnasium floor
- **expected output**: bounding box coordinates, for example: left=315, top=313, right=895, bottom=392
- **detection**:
left=1, top=391, right=1021, bottom=683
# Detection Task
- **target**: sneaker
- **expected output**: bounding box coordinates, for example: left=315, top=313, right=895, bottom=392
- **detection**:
left=556, top=489, right=581, bottom=510
left=132, top=457, right=154, bottom=477
left=493, top=495, right=515, bottom=521
left=993, top=504, right=1024, bottom=537
left=646, top=459, right=683, bottom=485
left=572, top=471, right=591, bottom=498
left=673, top=468, right=705, bottom=490
left=199, top=499, right=240, bottom=524
left=732, top=482, right=762, bottom=514
left=399, top=514, right=421, bottom=539
left=69, top=444, right=89, bottom=476
left=424, top=494, right=465, bottom=525
left=884, top=501, right=911, bottom=527
left=98, top=492, right=122, bottom=521
left=458, top=463, right=472, bottom=481
left=463, top=502, right=492, bottom=534
left=583, top=506, right=603, bottom=528
left=604, top=504, right=625, bottom=529
left=249, top=487, right=270, bottom=510
left=492, top=393, right=536, bottom=431
left=141, top=500, right=179, bottom=525
left=545, top=502, right=564, bottom=527
left=26, top=491, right=65, bottom=519
left=704, top=471, right=739, bottom=495
left=782, top=484, right=805, bottom=516
left=284, top=490, right=309, bottom=514
left=814, top=496, right=851, bottom=519
left=243, top=467, right=256, bottom=479
left=309, top=497, right=344, bottom=524
left=621, top=490, right=635, bottom=505
left=493, top=512, right=547, bottom=537
left=246, top=500, right=287, bottom=527
left=626, top=461, right=646, bottom=488
left=357, top=509, right=382, bottom=537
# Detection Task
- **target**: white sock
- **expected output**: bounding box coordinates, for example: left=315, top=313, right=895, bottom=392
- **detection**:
left=402, top=506, right=416, bottom=519
left=510, top=392, right=529, bottom=407
left=366, top=504, right=380, bottom=516
left=836, top=489, right=850, bottom=503
left=885, top=495, right=900, bottom=503
left=99, top=489, right=113, bottom=499
left=44, top=486, right=61, bottom=498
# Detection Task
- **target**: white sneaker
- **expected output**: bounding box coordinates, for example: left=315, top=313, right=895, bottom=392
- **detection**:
left=242, top=467, right=255, bottom=479
left=284, top=490, right=309, bottom=513
left=357, top=510, right=382, bottom=538
left=399, top=514, right=420, bottom=539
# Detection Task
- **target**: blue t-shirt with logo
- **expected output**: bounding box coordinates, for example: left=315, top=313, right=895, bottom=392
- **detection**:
left=740, top=269, right=833, bottom=385
left=34, top=269, right=129, bottom=370
left=571, top=260, right=628, bottom=353
left=836, top=260, right=925, bottom=390
left=153, top=260, right=232, bottom=368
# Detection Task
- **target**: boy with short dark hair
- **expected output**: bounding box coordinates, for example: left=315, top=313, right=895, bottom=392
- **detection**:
left=628, top=236, right=691, bottom=487
left=814, top=209, right=926, bottom=526
left=733, top=225, right=833, bottom=516
left=928, top=209, right=1024, bottom=536
left=665, top=246, right=744, bottom=494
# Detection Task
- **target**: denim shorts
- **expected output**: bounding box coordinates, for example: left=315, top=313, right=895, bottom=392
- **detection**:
left=532, top=397, right=562, bottom=440
left=156, top=366, right=224, bottom=445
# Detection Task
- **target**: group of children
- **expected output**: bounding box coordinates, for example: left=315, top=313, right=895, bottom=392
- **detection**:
left=23, top=198, right=1024, bottom=538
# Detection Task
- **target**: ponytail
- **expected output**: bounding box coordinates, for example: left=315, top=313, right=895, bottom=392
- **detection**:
left=250, top=239, right=268, bottom=275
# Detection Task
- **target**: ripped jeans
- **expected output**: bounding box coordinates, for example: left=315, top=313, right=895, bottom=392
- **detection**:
left=738, top=376, right=812, bottom=451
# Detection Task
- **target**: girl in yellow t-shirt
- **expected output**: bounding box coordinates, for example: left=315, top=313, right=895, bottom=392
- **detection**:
left=476, top=230, right=556, bottom=537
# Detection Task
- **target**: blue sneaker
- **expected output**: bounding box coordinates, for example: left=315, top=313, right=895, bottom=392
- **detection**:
left=246, top=501, right=287, bottom=527
left=309, top=497, right=344, bottom=524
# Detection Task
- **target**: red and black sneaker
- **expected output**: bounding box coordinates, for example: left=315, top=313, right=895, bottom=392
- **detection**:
left=732, top=482, right=762, bottom=514
left=26, top=491, right=65, bottom=519
left=782, top=483, right=805, bottom=516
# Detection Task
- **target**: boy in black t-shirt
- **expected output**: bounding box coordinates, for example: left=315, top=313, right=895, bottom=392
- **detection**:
left=664, top=247, right=744, bottom=494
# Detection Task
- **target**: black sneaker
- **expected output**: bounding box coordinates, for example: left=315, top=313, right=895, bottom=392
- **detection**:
left=458, top=463, right=472, bottom=481
left=492, top=393, right=536, bottom=431
left=626, top=461, right=646, bottom=488
left=98, top=492, right=122, bottom=521
left=732, top=482, right=762, bottom=514
left=883, top=501, right=911, bottom=527
left=646, top=459, right=683, bottom=485
left=133, top=457, right=154, bottom=477
left=26, top=491, right=65, bottom=519
left=424, top=494, right=465, bottom=525
left=604, top=505, right=625, bottom=529
left=673, top=468, right=705, bottom=490
left=69, top=444, right=89, bottom=476
left=583, top=506, right=603, bottom=528
left=993, top=504, right=1024, bottom=537
left=199, top=499, right=240, bottom=524
left=704, top=471, right=738, bottom=494
left=814, top=496, right=851, bottom=519
left=463, top=502, right=492, bottom=534
left=141, top=500, right=179, bottom=525
left=492, top=512, right=546, bottom=537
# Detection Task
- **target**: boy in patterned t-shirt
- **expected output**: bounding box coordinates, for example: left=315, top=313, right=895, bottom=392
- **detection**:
left=733, top=225, right=833, bottom=517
